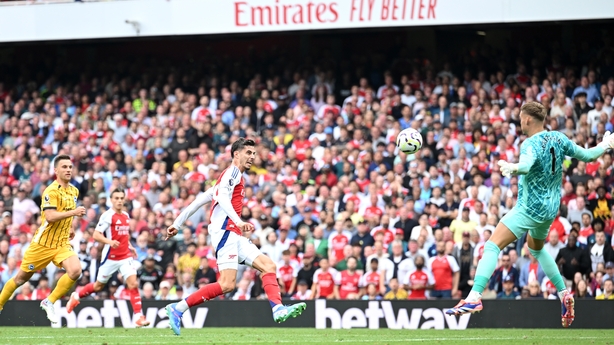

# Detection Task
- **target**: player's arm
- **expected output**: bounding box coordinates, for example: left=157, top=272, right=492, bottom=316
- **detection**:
left=497, top=145, right=536, bottom=177
left=563, top=132, right=612, bottom=162
left=166, top=188, right=214, bottom=239
left=171, top=187, right=214, bottom=230
left=43, top=190, right=85, bottom=223
left=93, top=214, right=120, bottom=248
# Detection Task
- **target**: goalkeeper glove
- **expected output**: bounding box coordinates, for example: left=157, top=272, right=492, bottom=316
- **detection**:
left=598, top=131, right=614, bottom=150
left=497, top=160, right=518, bottom=178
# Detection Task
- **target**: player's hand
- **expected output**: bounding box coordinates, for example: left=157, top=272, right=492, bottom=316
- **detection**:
left=497, top=160, right=518, bottom=178
left=571, top=258, right=579, bottom=266
left=598, top=131, right=614, bottom=150
left=558, top=257, right=566, bottom=265
left=69, top=230, right=76, bottom=241
left=73, top=206, right=86, bottom=217
left=165, top=226, right=178, bottom=240
left=110, top=240, right=120, bottom=249
left=237, top=221, right=255, bottom=233
left=129, top=246, right=137, bottom=258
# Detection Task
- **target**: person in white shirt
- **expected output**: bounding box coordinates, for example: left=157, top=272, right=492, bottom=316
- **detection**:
left=543, top=231, right=566, bottom=260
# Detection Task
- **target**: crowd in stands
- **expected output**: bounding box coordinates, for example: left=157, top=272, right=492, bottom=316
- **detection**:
left=1, top=32, right=614, bottom=303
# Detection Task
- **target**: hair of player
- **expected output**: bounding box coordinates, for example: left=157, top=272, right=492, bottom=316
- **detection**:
left=520, top=101, right=546, bottom=122
left=230, top=137, right=256, bottom=159
left=54, top=154, right=72, bottom=168
left=110, top=188, right=126, bottom=198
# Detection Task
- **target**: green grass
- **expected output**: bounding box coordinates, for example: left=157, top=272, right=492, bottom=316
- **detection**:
left=0, top=327, right=612, bottom=345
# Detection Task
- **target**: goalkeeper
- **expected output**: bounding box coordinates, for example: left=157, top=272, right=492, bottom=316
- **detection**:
left=446, top=102, right=614, bottom=328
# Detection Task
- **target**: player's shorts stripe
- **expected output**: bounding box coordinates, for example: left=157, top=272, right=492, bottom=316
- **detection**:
left=100, top=248, right=111, bottom=267
left=215, top=230, right=231, bottom=258
left=221, top=216, right=229, bottom=230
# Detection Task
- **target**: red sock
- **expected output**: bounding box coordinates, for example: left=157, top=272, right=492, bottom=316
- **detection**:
left=185, top=282, right=223, bottom=307
left=128, top=288, right=142, bottom=314
left=79, top=283, right=95, bottom=299
left=261, top=273, right=282, bottom=308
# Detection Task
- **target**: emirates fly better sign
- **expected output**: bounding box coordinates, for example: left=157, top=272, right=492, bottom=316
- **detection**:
left=0, top=0, right=611, bottom=42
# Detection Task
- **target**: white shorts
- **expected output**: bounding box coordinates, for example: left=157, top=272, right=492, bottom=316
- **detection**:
left=210, top=228, right=262, bottom=271
left=97, top=258, right=137, bottom=284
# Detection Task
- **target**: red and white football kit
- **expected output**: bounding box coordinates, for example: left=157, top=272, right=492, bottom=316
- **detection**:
left=339, top=270, right=362, bottom=299
left=313, top=268, right=340, bottom=298
left=277, top=261, right=299, bottom=293
left=96, top=209, right=135, bottom=283
left=208, top=165, right=261, bottom=271
left=403, top=269, right=435, bottom=300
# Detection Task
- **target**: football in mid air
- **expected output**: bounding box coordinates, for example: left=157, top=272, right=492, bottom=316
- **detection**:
left=396, top=128, right=423, bottom=155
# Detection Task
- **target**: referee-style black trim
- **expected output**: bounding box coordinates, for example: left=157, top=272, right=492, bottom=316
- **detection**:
left=42, top=207, right=57, bottom=211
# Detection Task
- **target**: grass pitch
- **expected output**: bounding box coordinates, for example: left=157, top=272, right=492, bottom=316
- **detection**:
left=0, top=327, right=611, bottom=345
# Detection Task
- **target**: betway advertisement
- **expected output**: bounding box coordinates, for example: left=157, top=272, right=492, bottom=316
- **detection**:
left=0, top=0, right=611, bottom=42
left=2, top=299, right=612, bottom=328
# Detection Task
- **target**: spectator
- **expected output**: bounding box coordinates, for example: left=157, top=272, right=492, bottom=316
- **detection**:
left=277, top=250, right=299, bottom=297
left=595, top=279, right=614, bottom=300
left=335, top=245, right=364, bottom=272
left=450, top=208, right=477, bottom=243
left=338, top=256, right=361, bottom=300
left=291, top=280, right=311, bottom=301
left=589, top=229, right=614, bottom=272
left=359, top=258, right=386, bottom=296
left=361, top=283, right=382, bottom=301
left=588, top=186, right=613, bottom=222
left=544, top=231, right=565, bottom=261
left=232, top=279, right=252, bottom=300
left=311, top=258, right=339, bottom=299
left=556, top=231, right=591, bottom=281
left=428, top=241, right=460, bottom=298
left=574, top=279, right=591, bottom=299
left=604, top=261, right=614, bottom=281
left=404, top=255, right=434, bottom=300
left=496, top=275, right=520, bottom=299
left=155, top=281, right=176, bottom=300
left=489, top=253, right=520, bottom=294
left=141, top=282, right=155, bottom=300
left=31, top=276, right=51, bottom=300
left=525, top=281, right=543, bottom=299
left=350, top=220, right=375, bottom=250
left=567, top=197, right=592, bottom=225
left=137, top=255, right=163, bottom=290
left=180, top=272, right=197, bottom=296
left=519, top=251, right=545, bottom=289
left=452, top=232, right=475, bottom=297
left=384, top=278, right=408, bottom=300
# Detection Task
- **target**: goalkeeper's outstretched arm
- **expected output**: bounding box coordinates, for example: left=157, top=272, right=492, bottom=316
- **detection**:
left=564, top=131, right=613, bottom=162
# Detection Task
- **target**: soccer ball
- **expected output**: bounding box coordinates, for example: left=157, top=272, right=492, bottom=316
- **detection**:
left=396, top=128, right=423, bottom=155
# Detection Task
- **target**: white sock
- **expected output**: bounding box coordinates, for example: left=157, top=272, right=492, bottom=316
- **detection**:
left=73, top=292, right=80, bottom=301
left=175, top=299, right=189, bottom=313
left=134, top=312, right=142, bottom=318
left=272, top=304, right=284, bottom=312
left=466, top=291, right=482, bottom=302
left=558, top=289, right=567, bottom=301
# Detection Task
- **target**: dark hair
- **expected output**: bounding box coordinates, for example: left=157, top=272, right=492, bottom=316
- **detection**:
left=110, top=188, right=125, bottom=198
left=230, top=137, right=256, bottom=159
left=54, top=154, right=72, bottom=168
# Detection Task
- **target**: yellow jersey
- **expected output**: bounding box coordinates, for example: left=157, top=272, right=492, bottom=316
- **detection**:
left=32, top=180, right=79, bottom=248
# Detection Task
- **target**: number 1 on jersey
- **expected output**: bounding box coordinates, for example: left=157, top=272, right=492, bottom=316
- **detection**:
left=549, top=147, right=556, bottom=174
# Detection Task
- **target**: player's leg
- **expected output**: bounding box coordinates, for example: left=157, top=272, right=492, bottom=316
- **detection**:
left=446, top=210, right=520, bottom=315
left=120, top=259, right=150, bottom=327
left=67, top=259, right=118, bottom=313
left=0, top=269, right=34, bottom=313
left=243, top=238, right=306, bottom=323
left=43, top=248, right=82, bottom=323
left=527, top=228, right=574, bottom=327
left=166, top=230, right=238, bottom=335
left=1, top=243, right=51, bottom=314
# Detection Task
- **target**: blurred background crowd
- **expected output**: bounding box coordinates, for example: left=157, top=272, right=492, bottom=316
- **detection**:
left=1, top=25, right=614, bottom=303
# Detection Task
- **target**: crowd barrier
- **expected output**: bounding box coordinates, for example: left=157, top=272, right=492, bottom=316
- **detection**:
left=3, top=299, right=612, bottom=328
